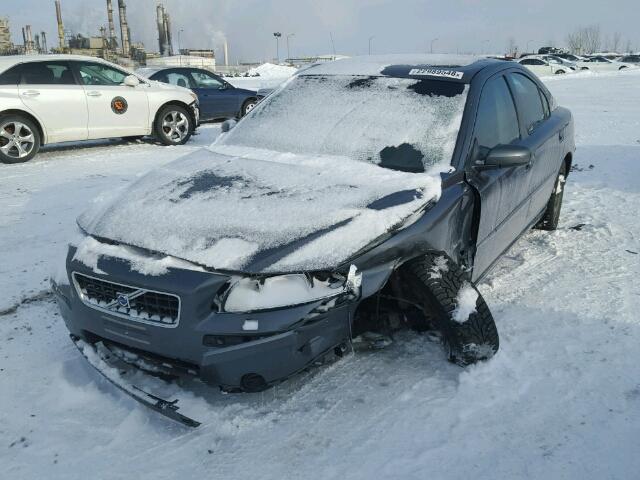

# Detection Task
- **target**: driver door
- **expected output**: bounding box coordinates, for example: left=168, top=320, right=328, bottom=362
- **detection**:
left=465, top=73, right=533, bottom=280
left=72, top=61, right=150, bottom=139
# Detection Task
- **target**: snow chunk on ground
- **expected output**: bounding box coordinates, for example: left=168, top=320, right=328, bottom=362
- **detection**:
left=452, top=282, right=478, bottom=323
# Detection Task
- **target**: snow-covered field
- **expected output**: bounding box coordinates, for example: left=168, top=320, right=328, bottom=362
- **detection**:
left=2, top=70, right=640, bottom=480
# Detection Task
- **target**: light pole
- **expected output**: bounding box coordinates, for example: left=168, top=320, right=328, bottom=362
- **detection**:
left=286, top=33, right=295, bottom=62
left=526, top=39, right=534, bottom=53
left=368, top=36, right=374, bottom=55
left=273, top=32, right=282, bottom=63
left=430, top=37, right=438, bottom=53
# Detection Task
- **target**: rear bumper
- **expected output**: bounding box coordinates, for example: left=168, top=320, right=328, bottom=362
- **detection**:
left=54, top=248, right=354, bottom=389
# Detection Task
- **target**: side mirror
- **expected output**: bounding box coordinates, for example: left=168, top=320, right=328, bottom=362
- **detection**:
left=220, top=119, right=237, bottom=133
left=124, top=75, right=140, bottom=87
left=478, top=144, right=532, bottom=168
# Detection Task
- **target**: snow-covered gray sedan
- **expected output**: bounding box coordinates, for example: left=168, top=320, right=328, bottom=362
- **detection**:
left=53, top=54, right=574, bottom=426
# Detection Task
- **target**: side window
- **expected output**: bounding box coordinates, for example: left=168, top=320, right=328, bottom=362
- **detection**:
left=21, top=61, right=76, bottom=85
left=474, top=75, right=520, bottom=158
left=533, top=59, right=546, bottom=65
left=76, top=62, right=128, bottom=86
left=507, top=73, right=545, bottom=134
left=539, top=89, right=550, bottom=117
left=190, top=71, right=224, bottom=89
left=165, top=71, right=192, bottom=88
left=0, top=65, right=22, bottom=85
left=520, top=59, right=533, bottom=65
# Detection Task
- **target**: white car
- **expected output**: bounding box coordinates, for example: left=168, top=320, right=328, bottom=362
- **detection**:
left=0, top=55, right=200, bottom=163
left=517, top=56, right=573, bottom=76
left=580, top=55, right=637, bottom=72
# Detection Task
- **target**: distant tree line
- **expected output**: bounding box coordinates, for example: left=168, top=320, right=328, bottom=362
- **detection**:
left=566, top=25, right=631, bottom=54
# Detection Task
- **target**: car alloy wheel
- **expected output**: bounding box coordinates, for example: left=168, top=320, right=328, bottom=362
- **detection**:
left=161, top=111, right=190, bottom=143
left=0, top=121, right=35, bottom=159
left=243, top=101, right=257, bottom=116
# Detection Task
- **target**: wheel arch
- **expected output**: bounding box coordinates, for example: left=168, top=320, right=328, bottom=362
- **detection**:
left=0, top=109, right=47, bottom=144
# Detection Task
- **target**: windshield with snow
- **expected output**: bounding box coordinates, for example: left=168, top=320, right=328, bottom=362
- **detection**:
left=221, top=75, right=469, bottom=173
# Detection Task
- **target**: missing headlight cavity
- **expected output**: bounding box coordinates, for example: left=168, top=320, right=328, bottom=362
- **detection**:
left=218, top=269, right=358, bottom=313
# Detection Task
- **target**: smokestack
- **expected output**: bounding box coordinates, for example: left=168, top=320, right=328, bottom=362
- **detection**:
left=41, top=31, right=48, bottom=53
left=106, top=0, right=117, bottom=49
left=223, top=38, right=229, bottom=67
left=25, top=25, right=34, bottom=54
left=117, top=0, right=130, bottom=56
left=156, top=4, right=166, bottom=55
left=55, top=0, right=65, bottom=49
left=164, top=12, right=174, bottom=56
left=35, top=33, right=41, bottom=52
left=22, top=27, right=27, bottom=47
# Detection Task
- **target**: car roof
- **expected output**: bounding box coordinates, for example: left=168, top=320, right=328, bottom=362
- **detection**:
left=0, top=54, right=126, bottom=74
left=300, top=54, right=501, bottom=83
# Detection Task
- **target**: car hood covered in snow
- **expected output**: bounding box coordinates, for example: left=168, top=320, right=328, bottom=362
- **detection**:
left=77, top=145, right=444, bottom=273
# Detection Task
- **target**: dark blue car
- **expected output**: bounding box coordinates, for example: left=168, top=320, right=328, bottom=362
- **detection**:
left=138, top=67, right=260, bottom=121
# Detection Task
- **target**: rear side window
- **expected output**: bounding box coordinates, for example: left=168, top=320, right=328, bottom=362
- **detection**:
left=475, top=76, right=520, bottom=157
left=21, top=61, right=76, bottom=85
left=164, top=71, right=192, bottom=88
left=508, top=73, right=545, bottom=134
left=190, top=71, right=224, bottom=89
left=0, top=65, right=21, bottom=85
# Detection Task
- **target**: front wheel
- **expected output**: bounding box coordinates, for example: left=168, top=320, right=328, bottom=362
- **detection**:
left=555, top=69, right=566, bottom=75
left=240, top=98, right=258, bottom=117
left=0, top=114, right=41, bottom=164
left=402, top=254, right=499, bottom=366
left=154, top=105, right=192, bottom=146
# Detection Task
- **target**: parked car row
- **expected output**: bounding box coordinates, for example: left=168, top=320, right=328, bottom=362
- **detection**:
left=518, top=53, right=639, bottom=76
left=0, top=55, right=264, bottom=164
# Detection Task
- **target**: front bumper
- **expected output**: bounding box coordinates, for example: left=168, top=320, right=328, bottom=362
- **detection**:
left=53, top=247, right=354, bottom=390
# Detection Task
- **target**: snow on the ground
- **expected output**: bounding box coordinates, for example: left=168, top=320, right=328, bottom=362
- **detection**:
left=246, top=62, right=298, bottom=78
left=1, top=71, right=640, bottom=480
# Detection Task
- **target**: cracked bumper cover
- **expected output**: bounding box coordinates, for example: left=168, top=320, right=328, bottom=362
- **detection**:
left=53, top=247, right=356, bottom=389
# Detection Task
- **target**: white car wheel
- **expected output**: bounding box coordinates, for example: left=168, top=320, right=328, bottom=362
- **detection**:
left=0, top=116, right=41, bottom=164
left=155, top=106, right=192, bottom=146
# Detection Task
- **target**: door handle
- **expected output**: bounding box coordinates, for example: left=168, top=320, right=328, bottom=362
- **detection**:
left=21, top=90, right=40, bottom=97
left=86, top=91, right=102, bottom=97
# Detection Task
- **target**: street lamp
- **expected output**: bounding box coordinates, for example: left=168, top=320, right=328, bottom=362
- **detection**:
left=526, top=39, right=534, bottom=53
left=430, top=37, right=438, bottom=53
left=286, top=33, right=295, bottom=62
left=273, top=32, right=282, bottom=63
left=368, top=36, right=374, bottom=55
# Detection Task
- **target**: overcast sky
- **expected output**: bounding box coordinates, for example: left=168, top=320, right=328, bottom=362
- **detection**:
left=5, top=0, right=639, bottom=62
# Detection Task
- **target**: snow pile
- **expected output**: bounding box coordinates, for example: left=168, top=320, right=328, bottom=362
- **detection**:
left=246, top=62, right=298, bottom=78
left=452, top=282, right=478, bottom=323
left=429, top=255, right=449, bottom=279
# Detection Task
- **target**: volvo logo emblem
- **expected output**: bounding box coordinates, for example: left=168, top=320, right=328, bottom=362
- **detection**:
left=116, top=293, right=131, bottom=308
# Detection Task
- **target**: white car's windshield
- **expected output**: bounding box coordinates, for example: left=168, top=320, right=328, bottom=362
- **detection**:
left=220, top=75, right=469, bottom=173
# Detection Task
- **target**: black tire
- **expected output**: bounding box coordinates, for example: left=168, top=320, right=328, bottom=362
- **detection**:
left=535, top=163, right=567, bottom=231
left=123, top=135, right=144, bottom=142
left=0, top=114, right=41, bottom=164
left=619, top=66, right=628, bottom=70
left=403, top=254, right=499, bottom=366
left=555, top=69, right=566, bottom=75
left=580, top=67, right=589, bottom=71
left=240, top=98, right=258, bottom=117
left=154, top=105, right=192, bottom=146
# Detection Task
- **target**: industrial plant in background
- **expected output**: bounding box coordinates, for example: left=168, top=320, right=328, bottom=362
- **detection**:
left=0, top=0, right=218, bottom=70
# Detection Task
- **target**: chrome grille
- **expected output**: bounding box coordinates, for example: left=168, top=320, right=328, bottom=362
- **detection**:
left=72, top=272, right=180, bottom=327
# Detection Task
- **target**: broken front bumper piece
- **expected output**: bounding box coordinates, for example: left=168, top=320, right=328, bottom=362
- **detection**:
left=72, top=336, right=201, bottom=428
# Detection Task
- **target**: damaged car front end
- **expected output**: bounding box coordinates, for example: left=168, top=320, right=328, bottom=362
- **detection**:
left=52, top=54, right=577, bottom=426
